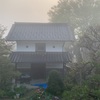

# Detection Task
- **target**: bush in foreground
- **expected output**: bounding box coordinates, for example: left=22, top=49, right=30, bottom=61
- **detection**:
left=46, top=70, right=64, bottom=97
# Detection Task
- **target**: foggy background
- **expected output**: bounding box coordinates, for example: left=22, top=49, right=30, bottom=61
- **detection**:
left=0, top=0, right=58, bottom=32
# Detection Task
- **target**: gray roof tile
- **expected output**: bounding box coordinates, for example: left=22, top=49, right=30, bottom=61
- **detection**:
left=6, top=22, right=75, bottom=41
left=10, top=52, right=72, bottom=63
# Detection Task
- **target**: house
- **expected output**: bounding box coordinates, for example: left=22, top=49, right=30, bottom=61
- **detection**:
left=6, top=22, right=74, bottom=81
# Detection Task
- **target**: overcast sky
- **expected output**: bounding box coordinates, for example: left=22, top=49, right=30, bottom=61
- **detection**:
left=0, top=0, right=58, bottom=32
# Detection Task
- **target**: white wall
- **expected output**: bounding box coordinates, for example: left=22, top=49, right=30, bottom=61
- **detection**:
left=16, top=41, right=64, bottom=52
left=46, top=42, right=63, bottom=52
left=17, top=41, right=35, bottom=52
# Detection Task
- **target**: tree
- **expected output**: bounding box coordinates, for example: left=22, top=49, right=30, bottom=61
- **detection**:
left=0, top=25, right=17, bottom=90
left=48, top=0, right=100, bottom=61
left=48, top=1, right=100, bottom=98
left=79, top=26, right=100, bottom=62
left=47, top=70, right=64, bottom=97
left=78, top=25, right=100, bottom=74
left=63, top=26, right=100, bottom=99
left=48, top=0, right=100, bottom=31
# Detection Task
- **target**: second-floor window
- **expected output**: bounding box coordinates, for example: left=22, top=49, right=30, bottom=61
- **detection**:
left=35, top=43, right=46, bottom=52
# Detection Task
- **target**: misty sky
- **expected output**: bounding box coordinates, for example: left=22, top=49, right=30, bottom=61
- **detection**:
left=0, top=0, right=58, bottom=31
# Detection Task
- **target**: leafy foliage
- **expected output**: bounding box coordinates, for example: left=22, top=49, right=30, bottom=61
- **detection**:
left=63, top=26, right=100, bottom=100
left=0, top=25, right=13, bottom=88
left=48, top=1, right=100, bottom=99
left=0, top=25, right=20, bottom=98
left=46, top=70, right=64, bottom=97
left=63, top=74, right=100, bottom=100
left=48, top=0, right=100, bottom=30
left=62, top=85, right=89, bottom=100
left=14, top=86, right=27, bottom=97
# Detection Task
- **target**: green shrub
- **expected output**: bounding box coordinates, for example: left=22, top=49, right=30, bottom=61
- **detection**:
left=86, top=74, right=100, bottom=90
left=62, top=85, right=89, bottom=100
left=0, top=89, right=6, bottom=98
left=14, top=86, right=27, bottom=97
left=6, top=90, right=16, bottom=99
left=86, top=74, right=100, bottom=99
left=46, top=70, right=64, bottom=96
left=62, top=74, right=100, bottom=100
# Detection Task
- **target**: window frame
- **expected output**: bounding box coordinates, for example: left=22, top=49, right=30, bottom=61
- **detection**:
left=35, top=43, right=46, bottom=52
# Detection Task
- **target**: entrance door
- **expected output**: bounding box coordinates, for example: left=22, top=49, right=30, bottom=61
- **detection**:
left=31, top=63, right=46, bottom=79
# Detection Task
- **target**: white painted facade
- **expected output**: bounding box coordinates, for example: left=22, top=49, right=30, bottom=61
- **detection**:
left=17, top=41, right=35, bottom=52
left=16, top=41, right=64, bottom=52
left=46, top=42, right=63, bottom=52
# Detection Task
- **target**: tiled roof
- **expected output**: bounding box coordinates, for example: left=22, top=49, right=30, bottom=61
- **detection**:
left=6, top=22, right=74, bottom=41
left=10, top=52, right=72, bottom=63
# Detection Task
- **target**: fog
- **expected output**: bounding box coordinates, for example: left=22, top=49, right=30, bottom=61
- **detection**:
left=0, top=0, right=58, bottom=32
